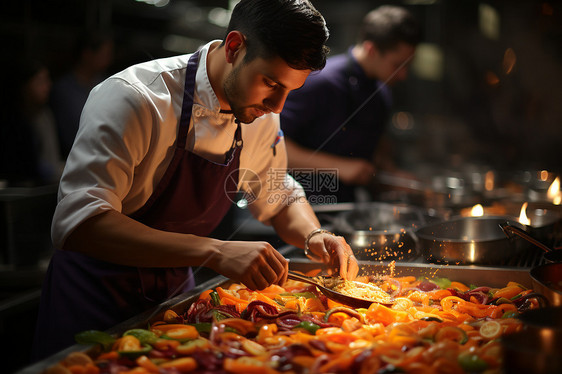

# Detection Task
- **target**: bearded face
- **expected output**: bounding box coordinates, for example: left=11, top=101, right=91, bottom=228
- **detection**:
left=223, top=62, right=269, bottom=124
left=222, top=55, right=311, bottom=124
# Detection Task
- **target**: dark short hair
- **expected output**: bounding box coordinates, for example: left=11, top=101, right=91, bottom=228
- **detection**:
left=359, top=6, right=422, bottom=53
left=223, top=0, right=329, bottom=71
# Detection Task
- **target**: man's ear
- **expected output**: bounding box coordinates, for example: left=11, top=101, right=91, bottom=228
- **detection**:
left=363, top=40, right=379, bottom=58
left=224, top=31, right=246, bottom=64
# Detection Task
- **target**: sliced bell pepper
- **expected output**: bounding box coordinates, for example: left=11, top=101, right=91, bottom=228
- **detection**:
left=123, top=329, right=158, bottom=345
left=74, top=330, right=116, bottom=350
left=161, top=325, right=199, bottom=342
left=293, top=320, right=320, bottom=334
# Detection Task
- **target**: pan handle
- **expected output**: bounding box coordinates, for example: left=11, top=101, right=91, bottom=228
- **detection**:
left=499, top=222, right=553, bottom=253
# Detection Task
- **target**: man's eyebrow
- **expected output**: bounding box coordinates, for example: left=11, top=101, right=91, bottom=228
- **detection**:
left=265, top=74, right=305, bottom=91
left=264, top=74, right=287, bottom=89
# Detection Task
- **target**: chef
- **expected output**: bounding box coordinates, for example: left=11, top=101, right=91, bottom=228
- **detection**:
left=32, top=0, right=358, bottom=360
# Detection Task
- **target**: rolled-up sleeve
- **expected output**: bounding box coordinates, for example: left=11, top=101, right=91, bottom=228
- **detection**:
left=51, top=78, right=152, bottom=249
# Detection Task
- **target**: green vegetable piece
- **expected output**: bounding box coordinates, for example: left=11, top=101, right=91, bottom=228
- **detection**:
left=190, top=322, right=212, bottom=333
left=279, top=292, right=317, bottom=298
left=75, top=330, right=116, bottom=350
left=123, top=329, right=158, bottom=345
left=213, top=309, right=232, bottom=321
left=356, top=308, right=369, bottom=318
left=118, top=344, right=152, bottom=359
left=189, top=322, right=238, bottom=335
left=502, top=310, right=519, bottom=319
left=324, top=306, right=362, bottom=322
left=510, top=293, right=522, bottom=300
left=458, top=353, right=488, bottom=372
left=210, top=290, right=221, bottom=306
left=294, top=321, right=320, bottom=334
left=432, top=277, right=452, bottom=289
left=496, top=297, right=513, bottom=305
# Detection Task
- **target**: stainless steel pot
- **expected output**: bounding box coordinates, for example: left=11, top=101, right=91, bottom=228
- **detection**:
left=530, top=262, right=562, bottom=306
left=329, top=202, right=443, bottom=261
left=415, top=216, right=528, bottom=264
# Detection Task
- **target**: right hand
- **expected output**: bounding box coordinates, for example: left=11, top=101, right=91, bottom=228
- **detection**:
left=211, top=241, right=288, bottom=290
left=307, top=232, right=358, bottom=281
left=337, top=158, right=375, bottom=185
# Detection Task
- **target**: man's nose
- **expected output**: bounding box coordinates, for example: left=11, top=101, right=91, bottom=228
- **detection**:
left=265, top=90, right=289, bottom=114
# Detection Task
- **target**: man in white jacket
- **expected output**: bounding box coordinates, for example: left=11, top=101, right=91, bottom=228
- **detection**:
left=32, top=0, right=358, bottom=360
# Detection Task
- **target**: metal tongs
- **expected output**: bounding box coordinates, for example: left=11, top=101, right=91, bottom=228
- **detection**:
left=287, top=270, right=393, bottom=308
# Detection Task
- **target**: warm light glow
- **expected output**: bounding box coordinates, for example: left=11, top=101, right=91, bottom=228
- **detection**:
left=485, top=71, right=500, bottom=86
left=540, top=170, right=549, bottom=181
left=502, top=48, right=516, bottom=75
left=485, top=171, right=495, bottom=191
left=471, top=204, right=484, bottom=217
left=392, top=111, right=414, bottom=131
left=547, top=177, right=561, bottom=205
left=519, top=202, right=531, bottom=225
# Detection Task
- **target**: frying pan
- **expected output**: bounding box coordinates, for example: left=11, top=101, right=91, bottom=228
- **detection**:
left=415, top=216, right=527, bottom=264
left=500, top=222, right=562, bottom=263
left=493, top=202, right=560, bottom=246
left=329, top=202, right=444, bottom=261
left=530, top=263, right=562, bottom=306
left=287, top=271, right=392, bottom=308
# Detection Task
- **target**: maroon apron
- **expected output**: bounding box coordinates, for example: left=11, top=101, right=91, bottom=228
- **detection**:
left=32, top=51, right=243, bottom=360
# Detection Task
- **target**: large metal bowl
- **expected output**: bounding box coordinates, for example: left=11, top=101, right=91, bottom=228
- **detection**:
left=415, top=216, right=528, bottom=264
left=530, top=262, right=562, bottom=306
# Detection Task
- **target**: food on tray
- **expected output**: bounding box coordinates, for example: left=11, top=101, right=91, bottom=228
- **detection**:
left=48, top=276, right=546, bottom=373
left=323, top=277, right=393, bottom=304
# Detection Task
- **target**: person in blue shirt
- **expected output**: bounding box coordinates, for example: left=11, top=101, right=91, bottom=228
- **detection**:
left=281, top=5, right=422, bottom=203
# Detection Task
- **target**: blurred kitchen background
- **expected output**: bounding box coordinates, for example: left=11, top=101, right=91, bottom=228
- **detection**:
left=3, top=0, right=562, bottom=172
left=1, top=0, right=562, bottom=372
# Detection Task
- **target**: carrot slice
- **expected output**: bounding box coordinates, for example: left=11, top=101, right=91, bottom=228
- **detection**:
left=136, top=356, right=159, bottom=373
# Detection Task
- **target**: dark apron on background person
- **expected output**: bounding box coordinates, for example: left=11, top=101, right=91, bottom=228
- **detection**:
left=32, top=50, right=243, bottom=360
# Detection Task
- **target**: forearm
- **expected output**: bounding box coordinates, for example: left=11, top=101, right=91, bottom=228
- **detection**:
left=63, top=210, right=220, bottom=268
left=271, top=198, right=358, bottom=280
left=270, top=199, right=320, bottom=249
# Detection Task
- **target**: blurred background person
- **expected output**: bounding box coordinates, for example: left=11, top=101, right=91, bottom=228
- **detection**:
left=280, top=5, right=422, bottom=203
left=50, top=29, right=114, bottom=158
left=0, top=58, right=64, bottom=186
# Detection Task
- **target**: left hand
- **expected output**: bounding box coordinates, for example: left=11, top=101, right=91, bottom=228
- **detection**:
left=307, top=233, right=358, bottom=280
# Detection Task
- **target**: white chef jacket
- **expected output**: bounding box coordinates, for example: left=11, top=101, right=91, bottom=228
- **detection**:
left=51, top=40, right=305, bottom=250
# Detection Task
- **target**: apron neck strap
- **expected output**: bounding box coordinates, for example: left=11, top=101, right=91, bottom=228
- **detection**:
left=177, top=50, right=201, bottom=150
